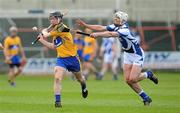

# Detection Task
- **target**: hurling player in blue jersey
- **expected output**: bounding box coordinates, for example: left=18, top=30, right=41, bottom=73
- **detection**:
left=99, top=37, right=118, bottom=80
left=76, top=11, right=158, bottom=106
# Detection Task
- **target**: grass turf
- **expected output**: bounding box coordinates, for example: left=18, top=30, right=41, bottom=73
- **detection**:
left=0, top=72, right=180, bottom=113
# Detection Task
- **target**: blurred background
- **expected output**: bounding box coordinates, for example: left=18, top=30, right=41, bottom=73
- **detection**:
left=0, top=0, right=180, bottom=74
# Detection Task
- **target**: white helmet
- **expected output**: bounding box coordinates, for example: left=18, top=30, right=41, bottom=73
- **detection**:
left=9, top=26, right=18, bottom=32
left=114, top=11, right=128, bottom=23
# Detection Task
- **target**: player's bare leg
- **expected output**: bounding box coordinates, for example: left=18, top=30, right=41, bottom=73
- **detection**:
left=88, top=62, right=96, bottom=73
left=73, top=71, right=88, bottom=98
left=14, top=68, right=22, bottom=77
left=11, top=68, right=22, bottom=82
left=82, top=62, right=89, bottom=80
left=111, top=64, right=118, bottom=80
left=8, top=68, right=16, bottom=86
left=88, top=63, right=101, bottom=80
left=8, top=66, right=23, bottom=87
left=130, top=66, right=158, bottom=84
left=127, top=65, right=144, bottom=93
left=99, top=63, right=109, bottom=80
left=123, top=63, right=132, bottom=85
left=124, top=64, right=152, bottom=106
left=54, top=66, right=65, bottom=108
left=83, top=62, right=100, bottom=80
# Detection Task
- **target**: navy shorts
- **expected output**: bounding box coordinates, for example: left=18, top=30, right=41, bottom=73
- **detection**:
left=56, top=56, right=81, bottom=72
left=9, top=55, right=21, bottom=68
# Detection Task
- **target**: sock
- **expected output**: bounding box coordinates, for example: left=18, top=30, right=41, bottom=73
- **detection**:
left=81, top=82, right=87, bottom=91
left=139, top=90, right=149, bottom=100
left=100, top=72, right=104, bottom=77
left=10, top=82, right=16, bottom=86
left=113, top=74, right=118, bottom=80
left=83, top=70, right=89, bottom=80
left=55, top=95, right=61, bottom=102
left=83, top=70, right=89, bottom=76
left=94, top=71, right=99, bottom=76
left=145, top=71, right=153, bottom=78
left=144, top=72, right=148, bottom=78
left=94, top=72, right=103, bottom=79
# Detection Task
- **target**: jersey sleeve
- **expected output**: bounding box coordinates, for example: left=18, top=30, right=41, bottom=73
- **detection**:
left=50, top=23, right=70, bottom=37
left=106, top=24, right=115, bottom=31
left=57, top=23, right=70, bottom=32
left=3, top=37, right=10, bottom=56
left=4, top=37, right=9, bottom=49
left=117, top=28, right=129, bottom=37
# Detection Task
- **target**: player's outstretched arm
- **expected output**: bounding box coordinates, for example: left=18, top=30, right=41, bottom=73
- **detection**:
left=76, top=19, right=106, bottom=31
left=3, top=42, right=11, bottom=64
left=42, top=28, right=51, bottom=38
left=90, top=31, right=119, bottom=38
left=19, top=45, right=26, bottom=62
left=0, top=43, right=3, bottom=49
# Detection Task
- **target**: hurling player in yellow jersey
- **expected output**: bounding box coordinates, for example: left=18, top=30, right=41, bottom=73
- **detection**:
left=3, top=26, right=26, bottom=86
left=82, top=28, right=100, bottom=80
left=37, top=11, right=88, bottom=108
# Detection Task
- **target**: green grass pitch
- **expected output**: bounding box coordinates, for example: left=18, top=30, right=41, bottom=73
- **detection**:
left=0, top=72, right=180, bottom=113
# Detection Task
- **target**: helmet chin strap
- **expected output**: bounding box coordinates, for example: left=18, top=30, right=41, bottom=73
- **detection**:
left=57, top=17, right=63, bottom=24
left=114, top=24, right=120, bottom=27
left=57, top=18, right=60, bottom=23
left=115, top=20, right=125, bottom=27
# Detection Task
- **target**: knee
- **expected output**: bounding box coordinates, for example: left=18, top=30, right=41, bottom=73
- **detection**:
left=76, top=74, right=85, bottom=82
left=125, top=78, right=131, bottom=85
left=125, top=77, right=136, bottom=85
left=77, top=78, right=82, bottom=83
left=54, top=75, right=61, bottom=84
left=16, top=68, right=22, bottom=74
left=54, top=69, right=63, bottom=83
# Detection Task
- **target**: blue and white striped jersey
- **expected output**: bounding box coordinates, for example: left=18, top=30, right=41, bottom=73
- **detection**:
left=102, top=38, right=115, bottom=55
left=106, top=23, right=143, bottom=56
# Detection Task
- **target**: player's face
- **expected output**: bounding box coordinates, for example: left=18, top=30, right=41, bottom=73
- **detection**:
left=10, top=31, right=17, bottom=37
left=49, top=16, right=59, bottom=25
left=113, top=16, right=122, bottom=26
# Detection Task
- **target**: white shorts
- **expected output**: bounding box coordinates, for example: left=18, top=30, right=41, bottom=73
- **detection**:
left=103, top=54, right=114, bottom=64
left=123, top=51, right=145, bottom=66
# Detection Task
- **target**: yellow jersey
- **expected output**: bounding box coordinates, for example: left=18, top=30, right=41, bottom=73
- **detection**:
left=83, top=36, right=96, bottom=55
left=50, top=23, right=77, bottom=58
left=4, top=36, right=22, bottom=56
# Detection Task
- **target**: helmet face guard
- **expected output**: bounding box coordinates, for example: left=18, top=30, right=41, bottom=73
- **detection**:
left=113, top=11, right=128, bottom=25
left=49, top=11, right=63, bottom=19
left=49, top=11, right=63, bottom=24
left=9, top=26, right=18, bottom=32
left=9, top=26, right=18, bottom=37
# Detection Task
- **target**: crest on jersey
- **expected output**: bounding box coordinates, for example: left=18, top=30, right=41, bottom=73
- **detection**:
left=54, top=37, right=63, bottom=47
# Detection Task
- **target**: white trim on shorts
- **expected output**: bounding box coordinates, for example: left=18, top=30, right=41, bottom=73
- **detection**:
left=123, top=51, right=145, bottom=67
